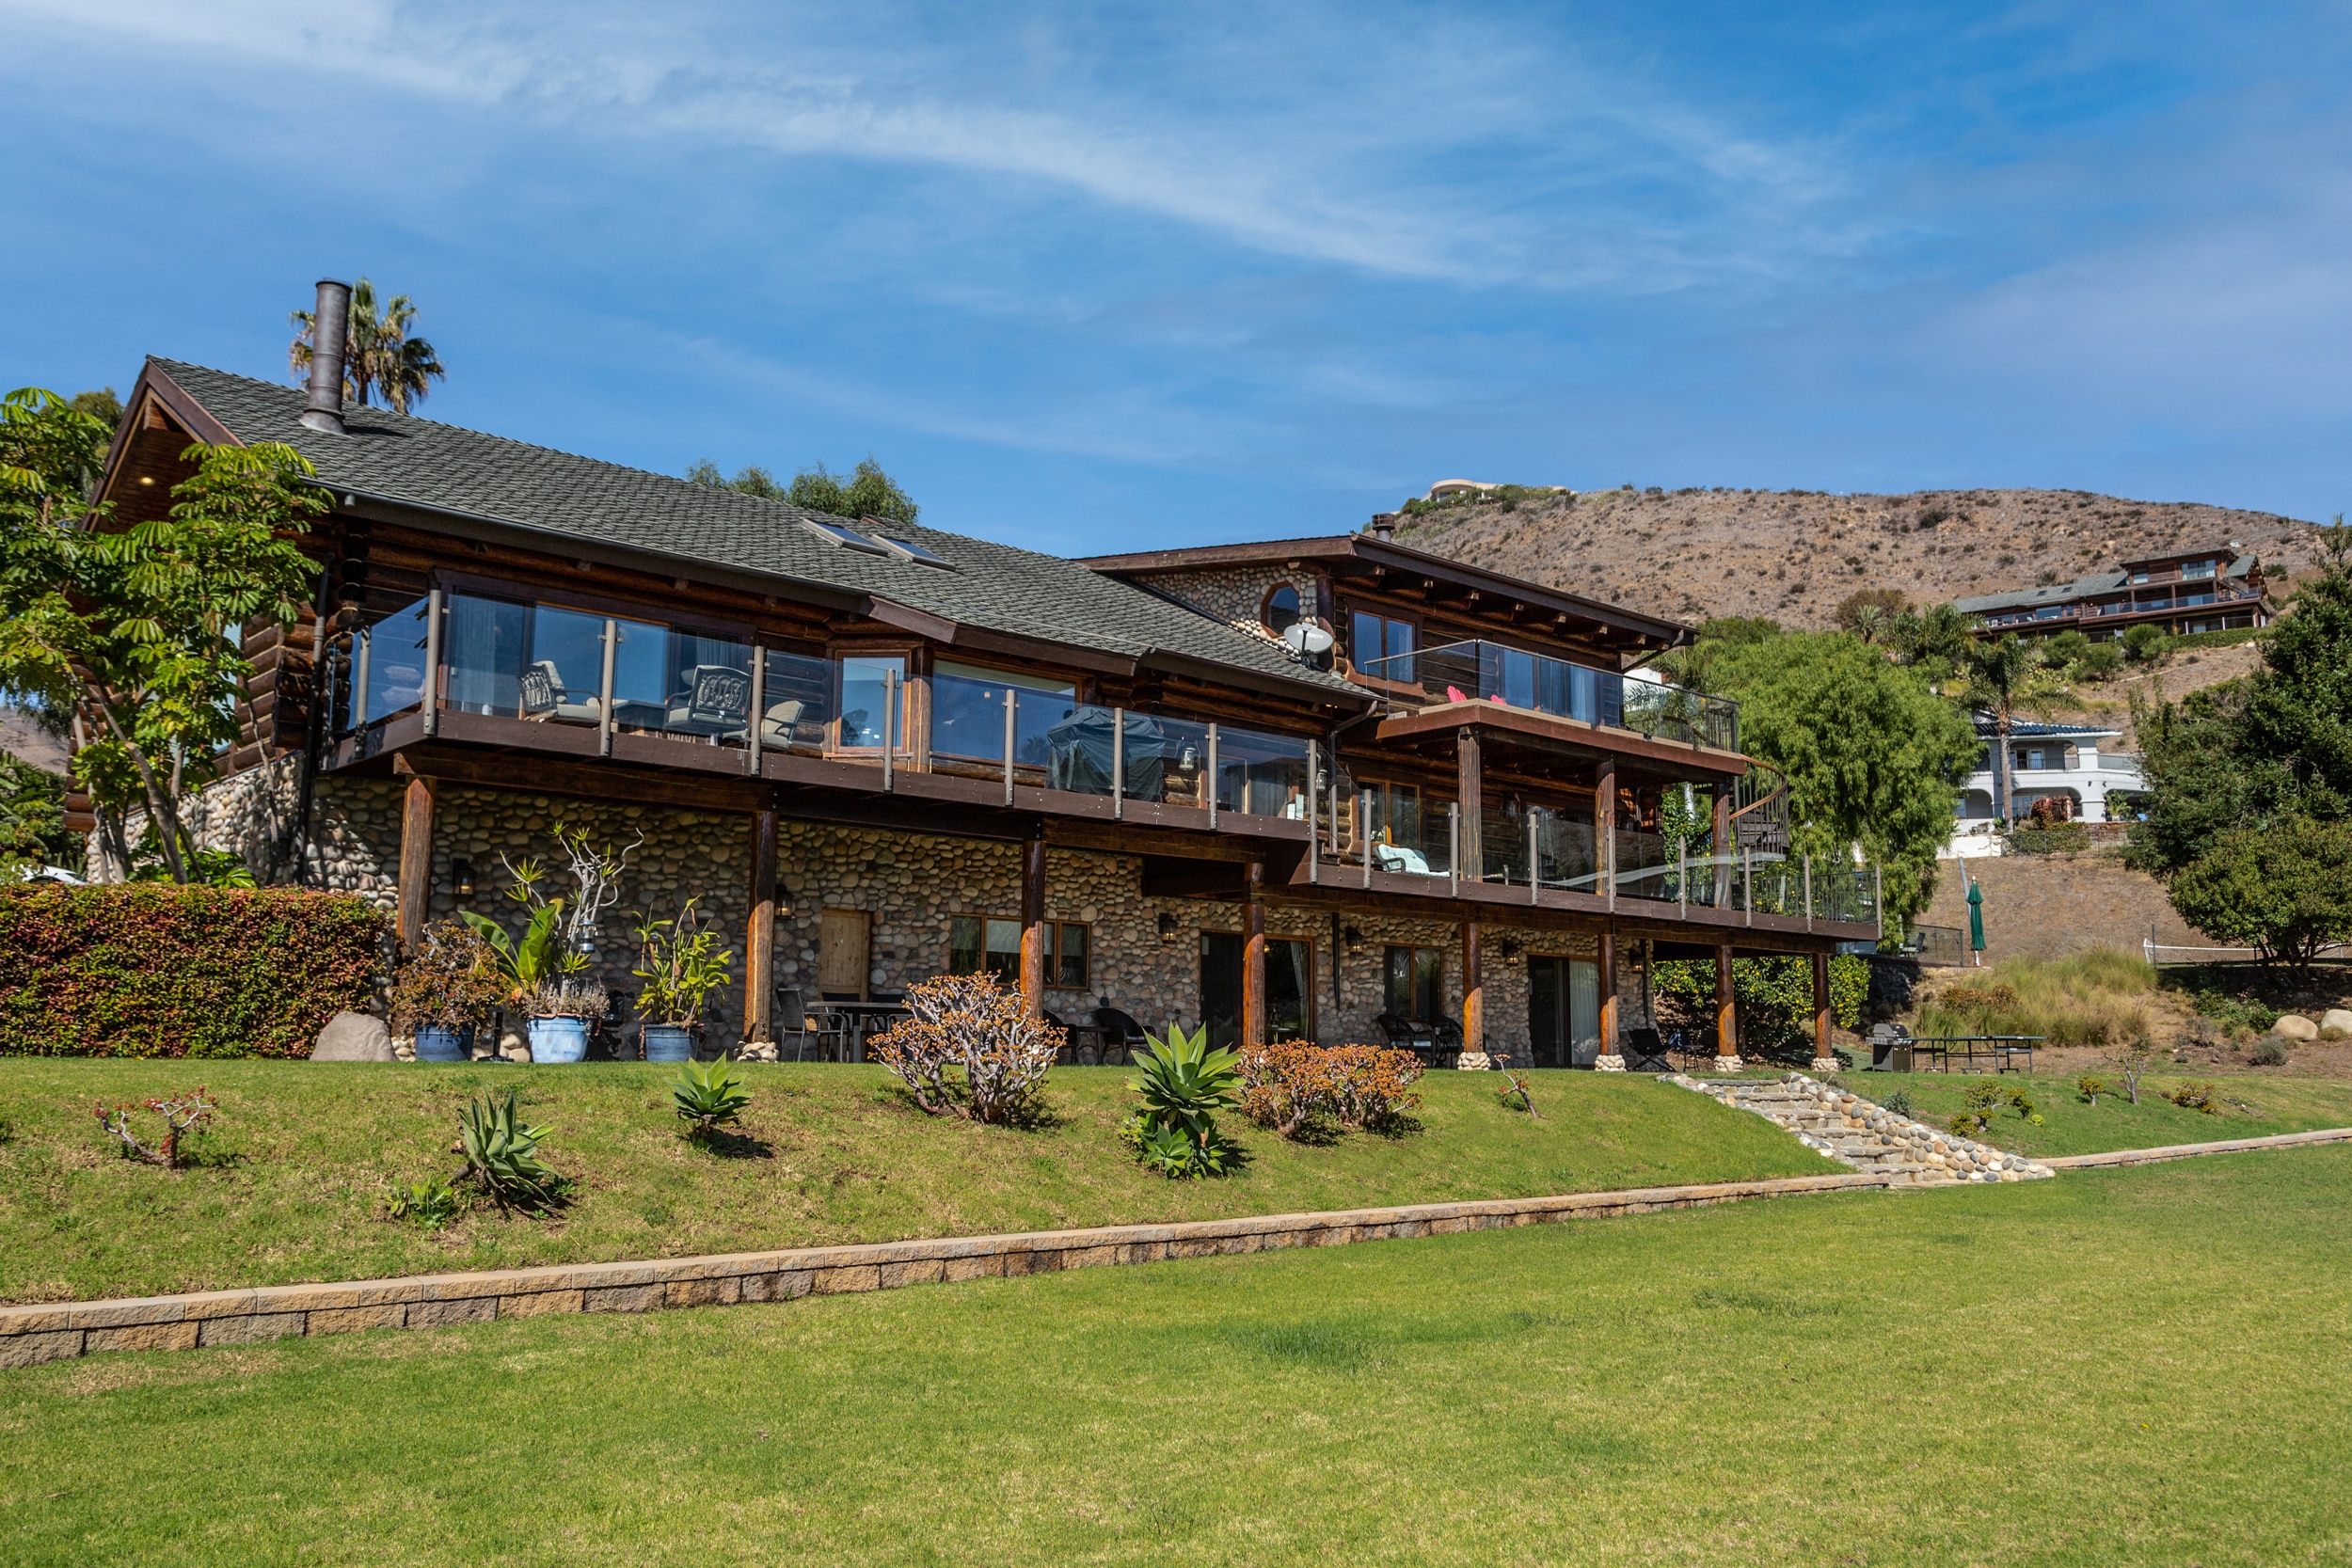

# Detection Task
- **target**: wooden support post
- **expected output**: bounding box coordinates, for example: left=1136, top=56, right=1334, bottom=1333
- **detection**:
left=1456, top=725, right=1482, bottom=882
left=744, top=808, right=778, bottom=1045
left=1019, top=832, right=1047, bottom=1021
left=395, top=774, right=435, bottom=949
left=1461, top=920, right=1484, bottom=1064
left=1242, top=860, right=1266, bottom=1050
left=1595, top=755, right=1617, bottom=911
left=1811, top=949, right=1836, bottom=1071
left=1596, top=926, right=1622, bottom=1070
left=1715, top=942, right=1739, bottom=1069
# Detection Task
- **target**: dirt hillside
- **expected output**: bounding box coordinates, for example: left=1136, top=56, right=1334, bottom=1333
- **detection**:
left=1390, top=486, right=2335, bottom=631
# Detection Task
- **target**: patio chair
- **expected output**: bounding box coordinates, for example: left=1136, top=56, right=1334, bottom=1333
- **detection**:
left=759, top=697, right=813, bottom=750
left=1373, top=843, right=1435, bottom=876
left=776, top=987, right=850, bottom=1062
left=1092, top=1006, right=1149, bottom=1065
left=518, top=659, right=601, bottom=724
left=664, top=665, right=752, bottom=736
left=1623, top=1027, right=1673, bottom=1073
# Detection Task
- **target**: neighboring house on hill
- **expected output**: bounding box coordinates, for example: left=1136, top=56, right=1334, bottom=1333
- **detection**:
left=1956, top=546, right=2268, bottom=641
left=66, top=293, right=1877, bottom=1069
left=1947, top=717, right=2143, bottom=856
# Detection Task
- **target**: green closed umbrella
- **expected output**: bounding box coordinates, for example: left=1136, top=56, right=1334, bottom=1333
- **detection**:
left=1966, top=878, right=1986, bottom=958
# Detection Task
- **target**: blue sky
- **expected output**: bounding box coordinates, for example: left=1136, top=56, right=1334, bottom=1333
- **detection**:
left=3, top=2, right=2348, bottom=552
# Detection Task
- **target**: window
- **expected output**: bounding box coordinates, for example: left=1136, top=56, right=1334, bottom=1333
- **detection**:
left=947, top=916, right=1089, bottom=990
left=882, top=536, right=954, bottom=569
left=1350, top=610, right=1416, bottom=682
left=2182, top=560, right=2217, bottom=580
left=837, top=655, right=908, bottom=750
left=803, top=518, right=890, bottom=555
left=1362, top=780, right=1423, bottom=850
left=1263, top=584, right=1301, bottom=635
left=1384, top=945, right=1442, bottom=1021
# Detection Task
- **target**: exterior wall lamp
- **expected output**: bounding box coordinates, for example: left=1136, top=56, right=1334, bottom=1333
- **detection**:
left=452, top=859, right=475, bottom=898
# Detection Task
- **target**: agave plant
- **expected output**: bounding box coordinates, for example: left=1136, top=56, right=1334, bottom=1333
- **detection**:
left=669, top=1057, right=753, bottom=1143
left=453, top=1088, right=562, bottom=1208
left=1125, top=1022, right=1244, bottom=1178
left=389, top=1175, right=463, bottom=1230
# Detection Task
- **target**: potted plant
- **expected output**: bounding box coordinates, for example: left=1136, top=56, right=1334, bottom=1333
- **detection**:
left=521, top=977, right=611, bottom=1062
left=632, top=898, right=735, bottom=1062
left=390, top=919, right=508, bottom=1062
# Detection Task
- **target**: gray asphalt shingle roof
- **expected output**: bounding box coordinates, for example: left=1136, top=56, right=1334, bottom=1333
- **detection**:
left=152, top=360, right=1357, bottom=700
left=1955, top=555, right=2253, bottom=616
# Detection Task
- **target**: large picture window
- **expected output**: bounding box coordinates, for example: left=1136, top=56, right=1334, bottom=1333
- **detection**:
left=1383, top=944, right=1442, bottom=1022
left=1350, top=610, right=1416, bottom=682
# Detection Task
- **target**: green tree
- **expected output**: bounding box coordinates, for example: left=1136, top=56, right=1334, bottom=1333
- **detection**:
left=1684, top=629, right=1979, bottom=933
left=787, top=458, right=919, bottom=526
left=2167, top=817, right=2352, bottom=978
left=1653, top=953, right=1867, bottom=1055
left=0, top=388, right=326, bottom=882
left=1835, top=588, right=1907, bottom=642
left=2121, top=622, right=2169, bottom=663
left=288, top=278, right=447, bottom=413
left=69, top=388, right=121, bottom=430
left=2129, top=526, right=2352, bottom=877
left=1888, top=601, right=1975, bottom=688
left=0, top=752, right=76, bottom=875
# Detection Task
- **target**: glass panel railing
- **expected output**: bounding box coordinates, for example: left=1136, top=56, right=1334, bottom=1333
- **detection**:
left=1214, top=728, right=1311, bottom=819
left=1534, top=811, right=1598, bottom=893
left=1135, top=715, right=1211, bottom=809
left=930, top=672, right=1081, bottom=773
left=339, top=594, right=431, bottom=732
left=1044, top=703, right=1120, bottom=797
left=436, top=593, right=753, bottom=749
left=759, top=649, right=834, bottom=756
left=1359, top=639, right=1735, bottom=752
left=1612, top=829, right=1679, bottom=903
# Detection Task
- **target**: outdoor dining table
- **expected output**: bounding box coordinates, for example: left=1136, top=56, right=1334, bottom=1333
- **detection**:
left=818, top=1000, right=909, bottom=1062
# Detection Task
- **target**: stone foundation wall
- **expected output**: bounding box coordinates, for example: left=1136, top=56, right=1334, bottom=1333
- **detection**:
left=158, top=765, right=1664, bottom=1053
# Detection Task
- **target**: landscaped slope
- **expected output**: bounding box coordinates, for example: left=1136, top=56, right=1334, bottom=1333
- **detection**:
left=0, top=1062, right=1832, bottom=1304
left=8, top=1147, right=2345, bottom=1564
left=1389, top=485, right=2331, bottom=629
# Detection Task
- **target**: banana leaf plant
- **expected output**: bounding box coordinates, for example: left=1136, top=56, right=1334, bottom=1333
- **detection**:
left=458, top=901, right=567, bottom=1006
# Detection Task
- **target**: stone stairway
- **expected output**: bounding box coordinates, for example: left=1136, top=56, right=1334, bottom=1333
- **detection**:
left=1671, top=1072, right=2054, bottom=1184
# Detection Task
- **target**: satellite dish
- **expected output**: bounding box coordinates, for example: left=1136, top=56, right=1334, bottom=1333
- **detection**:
left=1282, top=621, right=1336, bottom=656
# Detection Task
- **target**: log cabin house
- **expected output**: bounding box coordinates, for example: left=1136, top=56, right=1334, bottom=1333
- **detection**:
left=80, top=287, right=1880, bottom=1069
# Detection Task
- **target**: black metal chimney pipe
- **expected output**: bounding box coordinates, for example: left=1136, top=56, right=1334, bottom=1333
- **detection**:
left=300, top=279, right=350, bottom=436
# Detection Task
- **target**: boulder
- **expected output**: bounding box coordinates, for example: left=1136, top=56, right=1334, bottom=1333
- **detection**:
left=2275, top=1014, right=2320, bottom=1042
left=311, top=1011, right=393, bottom=1062
left=2321, top=1008, right=2352, bottom=1037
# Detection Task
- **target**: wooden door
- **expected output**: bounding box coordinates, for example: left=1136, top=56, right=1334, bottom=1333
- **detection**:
left=818, top=908, right=870, bottom=999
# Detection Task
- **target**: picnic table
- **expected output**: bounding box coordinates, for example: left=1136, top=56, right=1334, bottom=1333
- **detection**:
left=1869, top=1028, right=2042, bottom=1075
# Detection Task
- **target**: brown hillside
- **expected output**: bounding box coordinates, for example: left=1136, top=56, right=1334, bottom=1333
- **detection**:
left=1389, top=486, right=2336, bottom=631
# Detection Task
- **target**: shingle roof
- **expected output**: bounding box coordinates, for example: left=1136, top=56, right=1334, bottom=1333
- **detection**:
left=1972, top=714, right=2119, bottom=739
left=1955, top=555, right=2256, bottom=616
left=149, top=360, right=1360, bottom=703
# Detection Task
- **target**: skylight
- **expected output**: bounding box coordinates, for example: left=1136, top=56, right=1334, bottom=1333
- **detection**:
left=882, top=535, right=954, bottom=568
left=802, top=518, right=889, bottom=556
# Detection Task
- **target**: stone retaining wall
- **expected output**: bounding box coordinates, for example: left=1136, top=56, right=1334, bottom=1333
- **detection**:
left=0, top=1171, right=1889, bottom=1369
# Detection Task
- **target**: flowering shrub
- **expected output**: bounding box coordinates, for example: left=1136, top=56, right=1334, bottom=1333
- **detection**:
left=868, top=973, right=1062, bottom=1124
left=1239, top=1043, right=1423, bottom=1140
left=0, top=884, right=386, bottom=1057
left=389, top=919, right=508, bottom=1031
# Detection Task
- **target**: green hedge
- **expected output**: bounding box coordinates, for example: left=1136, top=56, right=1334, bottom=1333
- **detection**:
left=0, top=885, right=388, bottom=1058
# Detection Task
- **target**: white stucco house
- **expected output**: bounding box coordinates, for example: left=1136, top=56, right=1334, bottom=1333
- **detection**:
left=1945, top=717, right=2144, bottom=857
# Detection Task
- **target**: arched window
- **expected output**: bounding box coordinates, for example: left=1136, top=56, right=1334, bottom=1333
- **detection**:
left=1263, top=583, right=1301, bottom=635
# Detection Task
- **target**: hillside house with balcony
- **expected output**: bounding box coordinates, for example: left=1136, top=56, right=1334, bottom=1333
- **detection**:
left=1958, top=546, right=2268, bottom=641
left=1947, top=719, right=2143, bottom=852
left=76, top=316, right=1879, bottom=1071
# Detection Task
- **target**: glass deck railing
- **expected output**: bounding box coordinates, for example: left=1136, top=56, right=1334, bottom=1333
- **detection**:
left=1359, top=640, right=1739, bottom=753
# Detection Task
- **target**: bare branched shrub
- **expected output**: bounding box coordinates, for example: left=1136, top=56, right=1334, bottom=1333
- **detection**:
left=869, top=974, right=1062, bottom=1124
left=1239, top=1044, right=1423, bottom=1140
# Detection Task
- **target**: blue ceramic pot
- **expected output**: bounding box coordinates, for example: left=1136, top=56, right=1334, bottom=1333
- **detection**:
left=413, top=1024, right=473, bottom=1063
left=528, top=1016, right=590, bottom=1064
left=643, top=1024, right=694, bottom=1063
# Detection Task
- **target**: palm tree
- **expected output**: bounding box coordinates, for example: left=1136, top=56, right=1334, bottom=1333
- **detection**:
left=1964, top=634, right=2035, bottom=825
left=288, top=279, right=447, bottom=413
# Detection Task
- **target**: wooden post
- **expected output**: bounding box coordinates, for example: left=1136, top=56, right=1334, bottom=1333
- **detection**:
left=1596, top=926, right=1622, bottom=1069
left=1712, top=783, right=1732, bottom=908
left=1019, top=832, right=1047, bottom=1020
left=1595, top=755, right=1617, bottom=911
left=1811, top=949, right=1836, bottom=1070
left=1715, top=942, right=1738, bottom=1069
left=1242, top=860, right=1266, bottom=1050
left=744, top=809, right=778, bottom=1045
left=1461, top=920, right=1483, bottom=1063
left=395, top=773, right=435, bottom=949
left=1456, top=725, right=1482, bottom=882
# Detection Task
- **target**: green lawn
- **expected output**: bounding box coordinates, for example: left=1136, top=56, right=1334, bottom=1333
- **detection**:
left=0, top=1062, right=1832, bottom=1305
left=1836, top=1069, right=2352, bottom=1158
left=6, top=1147, right=2348, bottom=1564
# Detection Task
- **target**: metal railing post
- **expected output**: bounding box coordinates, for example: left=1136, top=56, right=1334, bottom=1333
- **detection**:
left=421, top=588, right=442, bottom=736
left=1529, top=807, right=1540, bottom=905
left=1678, top=840, right=1688, bottom=919
left=1448, top=801, right=1458, bottom=898
left=1743, top=846, right=1753, bottom=927
left=1874, top=860, right=1884, bottom=942
left=1111, top=707, right=1124, bottom=820
left=1361, top=790, right=1373, bottom=887
left=745, top=645, right=765, bottom=775
left=1606, top=823, right=1616, bottom=913
left=1002, top=685, right=1016, bottom=805
left=597, top=618, right=616, bottom=758
left=882, top=669, right=897, bottom=792
left=352, top=627, right=371, bottom=731
left=1307, top=739, right=1319, bottom=884
left=1206, top=724, right=1219, bottom=827
left=1804, top=853, right=1813, bottom=931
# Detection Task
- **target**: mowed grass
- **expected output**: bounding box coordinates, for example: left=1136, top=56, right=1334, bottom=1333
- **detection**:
left=0, top=1061, right=1832, bottom=1304
left=1843, top=1069, right=2352, bottom=1158
left=6, top=1148, right=2350, bottom=1565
